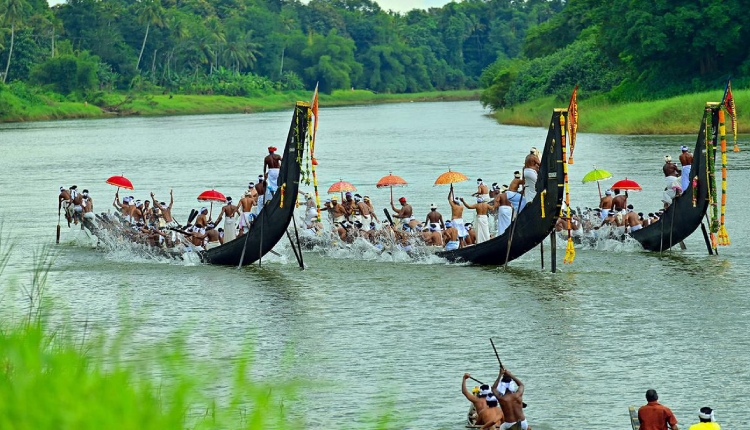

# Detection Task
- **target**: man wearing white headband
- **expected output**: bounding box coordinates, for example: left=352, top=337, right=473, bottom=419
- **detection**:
left=492, top=185, right=513, bottom=236
left=679, top=144, right=693, bottom=193
left=59, top=186, right=73, bottom=226
left=477, top=394, right=504, bottom=430
left=151, top=190, right=177, bottom=229
left=462, top=373, right=493, bottom=423
left=459, top=196, right=491, bottom=244
left=662, top=155, right=682, bottom=209
left=254, top=175, right=267, bottom=215
left=689, top=406, right=719, bottom=430
left=492, top=367, right=527, bottom=430
left=81, top=189, right=97, bottom=227
left=473, top=178, right=490, bottom=202
left=638, top=389, right=679, bottom=430
left=506, top=171, right=526, bottom=212
left=238, top=191, right=256, bottom=236
left=447, top=188, right=469, bottom=247
left=70, top=185, right=84, bottom=225
left=424, top=203, right=445, bottom=231
left=443, top=220, right=459, bottom=250
left=600, top=189, right=614, bottom=220
left=215, top=196, right=239, bottom=242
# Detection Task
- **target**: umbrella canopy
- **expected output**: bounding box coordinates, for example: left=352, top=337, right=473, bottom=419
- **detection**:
left=197, top=189, right=227, bottom=203
left=434, top=169, right=468, bottom=185
left=376, top=173, right=407, bottom=188
left=611, top=178, right=642, bottom=191
left=581, top=168, right=613, bottom=184
left=106, top=175, right=134, bottom=190
left=327, top=181, right=357, bottom=194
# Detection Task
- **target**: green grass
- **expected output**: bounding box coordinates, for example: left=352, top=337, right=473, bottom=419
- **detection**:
left=493, top=89, right=750, bottom=134
left=0, top=88, right=103, bottom=122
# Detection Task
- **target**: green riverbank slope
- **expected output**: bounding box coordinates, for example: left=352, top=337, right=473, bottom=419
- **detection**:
left=0, top=88, right=479, bottom=123
left=493, top=90, right=750, bottom=135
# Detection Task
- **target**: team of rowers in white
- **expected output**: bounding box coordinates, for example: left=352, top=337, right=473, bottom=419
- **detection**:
left=57, top=144, right=691, bottom=252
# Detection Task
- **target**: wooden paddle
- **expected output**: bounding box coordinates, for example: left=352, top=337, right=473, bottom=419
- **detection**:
left=489, top=337, right=503, bottom=368
left=56, top=208, right=61, bottom=244
left=383, top=208, right=395, bottom=226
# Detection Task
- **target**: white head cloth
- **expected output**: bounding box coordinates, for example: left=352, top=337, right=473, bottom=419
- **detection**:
left=698, top=410, right=715, bottom=422
left=497, top=380, right=518, bottom=395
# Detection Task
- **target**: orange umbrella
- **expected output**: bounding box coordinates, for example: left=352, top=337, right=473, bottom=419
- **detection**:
left=327, top=180, right=357, bottom=194
left=377, top=173, right=407, bottom=201
left=434, top=169, right=468, bottom=186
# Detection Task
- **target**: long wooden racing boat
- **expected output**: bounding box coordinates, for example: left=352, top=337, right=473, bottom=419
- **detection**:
left=436, top=109, right=566, bottom=265
left=631, top=104, right=716, bottom=251
left=200, top=102, right=311, bottom=266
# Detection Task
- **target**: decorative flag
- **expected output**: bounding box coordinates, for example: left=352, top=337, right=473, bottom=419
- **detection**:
left=721, top=79, right=739, bottom=152
left=567, top=85, right=578, bottom=164
left=309, top=83, right=322, bottom=221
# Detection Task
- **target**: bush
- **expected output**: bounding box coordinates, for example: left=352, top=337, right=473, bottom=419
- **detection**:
left=30, top=53, right=100, bottom=96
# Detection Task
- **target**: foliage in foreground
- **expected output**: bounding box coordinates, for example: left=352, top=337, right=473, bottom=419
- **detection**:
left=0, top=244, right=298, bottom=430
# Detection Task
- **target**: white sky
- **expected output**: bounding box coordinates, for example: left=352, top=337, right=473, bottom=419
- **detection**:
left=47, top=0, right=454, bottom=11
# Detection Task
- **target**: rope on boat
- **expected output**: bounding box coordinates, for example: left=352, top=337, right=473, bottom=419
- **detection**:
left=561, top=111, right=575, bottom=264
left=706, top=106, right=719, bottom=253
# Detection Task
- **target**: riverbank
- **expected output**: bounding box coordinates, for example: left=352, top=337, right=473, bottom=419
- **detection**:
left=493, top=89, right=749, bottom=134
left=0, top=88, right=480, bottom=123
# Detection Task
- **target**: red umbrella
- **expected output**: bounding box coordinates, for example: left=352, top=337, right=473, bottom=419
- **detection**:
left=611, top=178, right=642, bottom=191
left=106, top=175, right=134, bottom=190
left=197, top=189, right=227, bottom=220
left=376, top=173, right=407, bottom=201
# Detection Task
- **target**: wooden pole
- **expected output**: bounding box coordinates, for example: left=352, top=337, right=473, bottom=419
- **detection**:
left=700, top=222, right=713, bottom=255
left=489, top=338, right=503, bottom=368
left=540, top=239, right=544, bottom=271
left=550, top=232, right=557, bottom=273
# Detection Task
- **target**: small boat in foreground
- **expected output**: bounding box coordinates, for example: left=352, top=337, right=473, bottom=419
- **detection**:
left=436, top=108, right=567, bottom=265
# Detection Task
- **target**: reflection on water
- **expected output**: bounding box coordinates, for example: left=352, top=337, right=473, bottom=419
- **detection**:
left=1, top=101, right=749, bottom=429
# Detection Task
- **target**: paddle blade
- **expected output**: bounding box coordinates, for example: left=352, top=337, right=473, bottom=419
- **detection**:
left=56, top=224, right=61, bottom=244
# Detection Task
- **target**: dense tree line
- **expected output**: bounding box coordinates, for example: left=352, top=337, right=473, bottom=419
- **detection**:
left=0, top=0, right=559, bottom=98
left=2, top=0, right=746, bottom=105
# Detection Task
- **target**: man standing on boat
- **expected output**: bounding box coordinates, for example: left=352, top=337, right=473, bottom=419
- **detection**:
left=448, top=188, right=469, bottom=247
left=254, top=175, right=266, bottom=215
left=264, top=146, right=282, bottom=196
left=59, top=186, right=73, bottom=226
left=390, top=196, right=413, bottom=228
left=522, top=147, right=541, bottom=206
left=492, top=367, right=528, bottom=430
left=443, top=220, right=459, bottom=250
left=355, top=194, right=375, bottom=229
left=473, top=178, right=491, bottom=202
left=151, top=190, right=177, bottom=228
left=461, top=197, right=491, bottom=244
left=612, top=189, right=628, bottom=212
left=662, top=155, right=682, bottom=209
left=215, top=196, right=239, bottom=242
left=237, top=191, right=255, bottom=236
left=679, top=145, right=693, bottom=192
left=599, top=189, right=614, bottom=220
left=637, top=389, right=679, bottom=430
left=625, top=205, right=642, bottom=234
left=363, top=196, right=379, bottom=223
left=493, top=186, right=513, bottom=236
left=343, top=192, right=357, bottom=222
left=425, top=203, right=445, bottom=230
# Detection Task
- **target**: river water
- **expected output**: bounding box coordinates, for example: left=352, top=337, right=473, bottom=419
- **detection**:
left=1, top=101, right=749, bottom=429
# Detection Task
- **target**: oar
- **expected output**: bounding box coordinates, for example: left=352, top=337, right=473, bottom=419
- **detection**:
left=489, top=337, right=503, bottom=368
left=186, top=209, right=198, bottom=226
left=56, top=208, right=61, bottom=244
left=503, top=183, right=524, bottom=269
left=468, top=376, right=485, bottom=385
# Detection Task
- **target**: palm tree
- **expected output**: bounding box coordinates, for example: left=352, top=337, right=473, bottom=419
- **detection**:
left=134, top=0, right=164, bottom=71
left=223, top=29, right=261, bottom=73
left=1, top=0, right=31, bottom=83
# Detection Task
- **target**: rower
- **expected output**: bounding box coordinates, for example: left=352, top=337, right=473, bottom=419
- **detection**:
left=70, top=185, right=84, bottom=225
left=237, top=191, right=256, bottom=237
left=473, top=178, right=490, bottom=202
left=612, top=189, right=627, bottom=212
left=355, top=194, right=374, bottom=229
left=600, top=189, right=613, bottom=219
left=662, top=155, right=682, bottom=209
left=363, top=196, right=379, bottom=223
left=492, top=367, right=528, bottom=430
left=462, top=374, right=493, bottom=425
left=625, top=204, right=642, bottom=234
left=523, top=147, right=541, bottom=205
left=507, top=171, right=525, bottom=210
left=81, top=189, right=96, bottom=229
left=443, top=220, right=459, bottom=250
left=478, top=395, right=504, bottom=430
left=390, top=196, right=413, bottom=228
left=59, top=186, right=73, bottom=226
left=254, top=175, right=267, bottom=214
left=195, top=207, right=209, bottom=228
left=264, top=146, right=282, bottom=196
left=343, top=192, right=356, bottom=221
left=152, top=190, right=177, bottom=228
left=493, top=185, right=513, bottom=236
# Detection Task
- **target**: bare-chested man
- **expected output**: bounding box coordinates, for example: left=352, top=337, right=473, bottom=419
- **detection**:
left=473, top=178, right=491, bottom=202
left=354, top=194, right=375, bottom=229
left=443, top=220, right=459, bottom=250
left=461, top=197, right=492, bottom=244
left=489, top=183, right=500, bottom=200
left=343, top=192, right=356, bottom=222
left=478, top=395, right=505, bottom=430
left=624, top=204, right=642, bottom=234
left=363, top=196, right=379, bottom=223
left=425, top=204, right=445, bottom=230
left=506, top=171, right=526, bottom=211
left=59, top=186, right=73, bottom=226
left=81, top=189, right=96, bottom=228
left=390, top=196, right=413, bottom=228
left=152, top=190, right=177, bottom=228
left=254, top=175, right=267, bottom=214
left=324, top=196, right=348, bottom=227
left=70, top=185, right=84, bottom=224
left=679, top=145, right=693, bottom=192
left=447, top=188, right=469, bottom=247
left=113, top=192, right=132, bottom=223
left=612, top=189, right=627, bottom=212
left=599, top=189, right=613, bottom=220
left=465, top=222, right=477, bottom=245
left=238, top=191, right=256, bottom=236
left=195, top=207, right=209, bottom=228
left=215, top=196, right=239, bottom=242
left=523, top=147, right=541, bottom=204
left=462, top=374, right=493, bottom=426
left=493, top=186, right=513, bottom=236
left=264, top=146, right=282, bottom=195
left=492, top=368, right=527, bottom=430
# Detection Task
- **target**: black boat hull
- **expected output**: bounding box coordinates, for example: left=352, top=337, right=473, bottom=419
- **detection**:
left=631, top=106, right=715, bottom=251
left=437, top=110, right=566, bottom=265
left=201, top=102, right=310, bottom=266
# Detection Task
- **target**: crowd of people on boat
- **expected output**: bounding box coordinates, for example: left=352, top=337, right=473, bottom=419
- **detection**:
left=298, top=147, right=544, bottom=253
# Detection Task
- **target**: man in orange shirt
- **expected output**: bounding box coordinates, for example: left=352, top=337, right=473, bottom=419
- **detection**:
left=638, top=389, right=679, bottom=430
